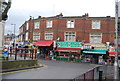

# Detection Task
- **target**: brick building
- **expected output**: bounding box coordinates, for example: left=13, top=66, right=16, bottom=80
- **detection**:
left=19, top=13, right=117, bottom=45
left=18, top=13, right=120, bottom=63
left=4, top=34, right=15, bottom=48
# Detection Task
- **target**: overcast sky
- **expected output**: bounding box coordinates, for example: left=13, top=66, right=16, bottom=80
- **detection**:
left=5, top=0, right=118, bottom=35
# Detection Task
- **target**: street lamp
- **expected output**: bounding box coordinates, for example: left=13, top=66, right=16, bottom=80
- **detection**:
left=0, top=0, right=11, bottom=21
left=11, top=24, right=16, bottom=48
left=114, top=0, right=119, bottom=80
left=0, top=0, right=11, bottom=53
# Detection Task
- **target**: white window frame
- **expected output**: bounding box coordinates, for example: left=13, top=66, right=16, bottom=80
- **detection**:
left=92, top=20, right=101, bottom=29
left=19, top=27, right=23, bottom=33
left=20, top=35, right=22, bottom=41
left=67, top=20, right=75, bottom=28
left=64, top=31, right=76, bottom=42
left=90, top=33, right=102, bottom=43
left=34, top=22, right=40, bottom=29
left=25, top=32, right=29, bottom=41
left=46, top=20, right=52, bottom=28
left=45, top=32, right=53, bottom=40
left=26, top=22, right=29, bottom=30
left=33, top=32, right=40, bottom=40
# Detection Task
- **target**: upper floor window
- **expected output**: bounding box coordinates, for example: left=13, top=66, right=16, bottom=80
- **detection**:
left=67, top=20, right=74, bottom=28
left=19, top=27, right=23, bottom=34
left=65, top=31, right=76, bottom=42
left=33, top=32, right=40, bottom=40
left=26, top=22, right=29, bottom=30
left=34, top=22, right=40, bottom=29
left=92, top=20, right=100, bottom=29
left=45, top=32, right=53, bottom=40
left=25, top=32, right=29, bottom=41
left=20, top=35, right=23, bottom=41
left=46, top=20, right=52, bottom=28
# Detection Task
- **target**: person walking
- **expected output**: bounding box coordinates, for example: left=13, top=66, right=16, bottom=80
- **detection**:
left=4, top=47, right=9, bottom=60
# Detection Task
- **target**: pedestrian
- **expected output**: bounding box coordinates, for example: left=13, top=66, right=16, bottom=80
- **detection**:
left=71, top=55, right=75, bottom=62
left=9, top=47, right=12, bottom=57
left=79, top=55, right=82, bottom=62
left=49, top=51, right=53, bottom=60
left=36, top=49, right=40, bottom=59
left=4, top=47, right=9, bottom=60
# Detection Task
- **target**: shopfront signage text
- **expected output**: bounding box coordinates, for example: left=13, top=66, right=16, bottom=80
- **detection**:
left=57, top=42, right=82, bottom=48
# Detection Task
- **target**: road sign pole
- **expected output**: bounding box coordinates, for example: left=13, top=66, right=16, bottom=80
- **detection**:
left=114, top=0, right=119, bottom=80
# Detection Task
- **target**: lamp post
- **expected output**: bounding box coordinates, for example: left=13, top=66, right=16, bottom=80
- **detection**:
left=11, top=24, right=16, bottom=48
left=114, top=0, right=119, bottom=80
left=0, top=0, right=11, bottom=53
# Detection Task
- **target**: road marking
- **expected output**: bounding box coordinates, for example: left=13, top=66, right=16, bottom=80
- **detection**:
left=1, top=64, right=48, bottom=75
left=1, top=69, right=34, bottom=75
left=40, top=64, right=48, bottom=68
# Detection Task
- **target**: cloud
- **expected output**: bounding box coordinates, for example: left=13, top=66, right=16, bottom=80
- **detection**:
left=5, top=0, right=116, bottom=35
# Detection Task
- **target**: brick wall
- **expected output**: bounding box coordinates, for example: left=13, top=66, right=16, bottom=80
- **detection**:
left=19, top=15, right=116, bottom=44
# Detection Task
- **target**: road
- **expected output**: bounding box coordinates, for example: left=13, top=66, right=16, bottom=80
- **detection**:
left=2, top=60, right=98, bottom=79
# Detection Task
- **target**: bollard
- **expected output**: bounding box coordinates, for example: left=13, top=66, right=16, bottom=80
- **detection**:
left=20, top=49, right=22, bottom=57
left=32, top=49, right=34, bottom=59
left=99, top=71, right=103, bottom=81
left=15, top=48, right=17, bottom=60
left=30, top=49, right=32, bottom=58
left=24, top=48, right=26, bottom=60
left=10, top=47, right=12, bottom=57
left=34, top=49, right=37, bottom=59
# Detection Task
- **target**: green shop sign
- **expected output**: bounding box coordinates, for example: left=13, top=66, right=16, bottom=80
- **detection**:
left=57, top=42, right=82, bottom=48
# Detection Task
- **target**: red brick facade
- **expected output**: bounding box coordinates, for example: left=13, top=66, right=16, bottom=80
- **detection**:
left=19, top=14, right=118, bottom=44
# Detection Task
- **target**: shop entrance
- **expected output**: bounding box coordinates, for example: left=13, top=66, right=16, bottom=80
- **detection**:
left=37, top=46, right=53, bottom=59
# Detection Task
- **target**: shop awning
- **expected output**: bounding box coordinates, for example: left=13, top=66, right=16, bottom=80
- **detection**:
left=83, top=50, right=106, bottom=54
left=34, top=40, right=54, bottom=46
left=109, top=50, right=120, bottom=57
left=56, top=47, right=81, bottom=53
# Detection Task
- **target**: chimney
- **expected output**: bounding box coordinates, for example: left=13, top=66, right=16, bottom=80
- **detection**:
left=86, top=13, right=89, bottom=17
left=59, top=13, right=63, bottom=17
left=38, top=16, right=41, bottom=19
left=106, top=16, right=111, bottom=18
left=29, top=16, right=32, bottom=20
left=82, top=13, right=89, bottom=17
left=56, top=13, right=63, bottom=17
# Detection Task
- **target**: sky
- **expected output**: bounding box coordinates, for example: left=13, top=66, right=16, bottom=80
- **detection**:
left=5, top=0, right=118, bottom=35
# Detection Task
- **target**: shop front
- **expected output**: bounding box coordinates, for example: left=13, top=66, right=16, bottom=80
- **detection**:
left=108, top=45, right=120, bottom=64
left=55, top=42, right=82, bottom=62
left=82, top=50, right=107, bottom=64
left=33, top=40, right=55, bottom=59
